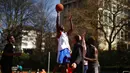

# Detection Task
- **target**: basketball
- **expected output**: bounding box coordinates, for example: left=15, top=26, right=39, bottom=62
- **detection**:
left=56, top=4, right=64, bottom=11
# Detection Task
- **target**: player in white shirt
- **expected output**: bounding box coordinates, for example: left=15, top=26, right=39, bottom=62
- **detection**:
left=53, top=10, right=73, bottom=73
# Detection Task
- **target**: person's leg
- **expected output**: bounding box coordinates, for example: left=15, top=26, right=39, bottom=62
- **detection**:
left=87, top=66, right=95, bottom=73
left=94, top=66, right=99, bottom=73
left=58, top=49, right=70, bottom=73
left=61, top=65, right=67, bottom=73
left=20, top=70, right=23, bottom=73
left=54, top=49, right=70, bottom=73
left=1, top=65, right=6, bottom=73
left=66, top=63, right=70, bottom=73
left=63, top=48, right=71, bottom=73
left=58, top=50, right=65, bottom=64
left=53, top=50, right=63, bottom=73
left=7, top=65, right=12, bottom=73
left=1, top=65, right=12, bottom=73
left=53, top=64, right=60, bottom=73
left=84, top=65, right=88, bottom=73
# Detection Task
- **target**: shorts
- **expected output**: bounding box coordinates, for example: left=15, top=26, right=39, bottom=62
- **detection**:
left=57, top=48, right=71, bottom=64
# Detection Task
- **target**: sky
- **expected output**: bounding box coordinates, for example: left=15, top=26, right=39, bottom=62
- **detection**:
left=32, top=0, right=60, bottom=16
left=0, top=0, right=60, bottom=32
left=46, top=0, right=60, bottom=32
left=29, top=0, right=61, bottom=32
left=51, top=0, right=60, bottom=17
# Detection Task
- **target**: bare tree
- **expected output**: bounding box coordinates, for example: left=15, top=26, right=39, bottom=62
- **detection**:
left=64, top=0, right=98, bottom=44
left=97, top=0, right=130, bottom=51
left=0, top=0, right=35, bottom=49
left=29, top=0, right=55, bottom=50
left=64, top=0, right=130, bottom=51
left=0, top=0, right=34, bottom=34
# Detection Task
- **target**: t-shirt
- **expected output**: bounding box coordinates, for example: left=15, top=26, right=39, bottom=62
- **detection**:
left=86, top=44, right=99, bottom=67
left=82, top=37, right=88, bottom=65
left=58, top=32, right=70, bottom=51
left=1, top=43, right=14, bottom=65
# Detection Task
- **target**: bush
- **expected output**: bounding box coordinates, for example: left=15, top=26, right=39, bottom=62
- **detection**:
left=99, top=50, right=130, bottom=67
left=13, top=53, right=30, bottom=66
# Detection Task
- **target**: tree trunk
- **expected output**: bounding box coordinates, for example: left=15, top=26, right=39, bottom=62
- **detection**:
left=39, top=31, right=43, bottom=51
left=36, top=31, right=43, bottom=52
left=108, top=42, right=112, bottom=51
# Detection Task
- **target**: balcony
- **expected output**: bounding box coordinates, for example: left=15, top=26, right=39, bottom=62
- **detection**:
left=63, top=0, right=77, bottom=5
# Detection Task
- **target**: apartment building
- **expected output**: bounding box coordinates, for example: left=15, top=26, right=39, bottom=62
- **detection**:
left=61, top=0, right=130, bottom=50
left=21, top=30, right=45, bottom=53
left=60, top=0, right=83, bottom=24
left=98, top=0, right=130, bottom=50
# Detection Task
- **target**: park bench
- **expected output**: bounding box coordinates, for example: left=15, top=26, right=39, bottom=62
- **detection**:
left=12, top=66, right=18, bottom=73
left=122, top=71, right=130, bottom=73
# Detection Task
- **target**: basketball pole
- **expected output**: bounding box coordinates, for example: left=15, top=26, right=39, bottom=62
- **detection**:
left=48, top=52, right=50, bottom=73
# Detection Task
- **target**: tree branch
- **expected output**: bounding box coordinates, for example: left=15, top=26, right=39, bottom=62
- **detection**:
left=112, top=23, right=127, bottom=42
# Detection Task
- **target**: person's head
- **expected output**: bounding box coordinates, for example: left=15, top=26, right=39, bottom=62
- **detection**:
left=73, top=35, right=81, bottom=44
left=59, top=25, right=64, bottom=31
left=85, top=36, right=95, bottom=45
left=7, top=34, right=15, bottom=43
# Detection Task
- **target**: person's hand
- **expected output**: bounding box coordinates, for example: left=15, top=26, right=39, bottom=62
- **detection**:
left=57, top=12, right=60, bottom=16
left=68, top=15, right=72, bottom=21
left=71, top=63, right=77, bottom=69
left=56, top=8, right=61, bottom=13
left=56, top=10, right=60, bottom=13
left=83, top=32, right=86, bottom=36
left=81, top=31, right=86, bottom=39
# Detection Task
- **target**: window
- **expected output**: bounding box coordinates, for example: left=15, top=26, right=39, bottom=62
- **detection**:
left=125, top=0, right=128, bottom=3
left=121, top=31, right=124, bottom=38
left=104, top=1, right=108, bottom=9
left=106, top=27, right=109, bottom=36
left=109, top=13, right=111, bottom=23
left=98, top=10, right=103, bottom=21
left=64, top=5, right=67, bottom=13
left=117, top=31, right=120, bottom=39
left=22, top=37, right=28, bottom=41
left=68, top=4, right=72, bottom=10
left=124, top=8, right=129, bottom=15
left=125, top=32, right=128, bottom=41
left=30, top=37, right=34, bottom=40
left=68, top=4, right=71, bottom=11
left=104, top=12, right=108, bottom=22
left=116, top=17, right=120, bottom=23
left=128, top=33, right=130, bottom=41
left=73, top=2, right=77, bottom=7
left=104, top=0, right=111, bottom=10
left=64, top=0, right=67, bottom=3
left=22, top=42, right=28, bottom=46
left=113, top=6, right=116, bottom=12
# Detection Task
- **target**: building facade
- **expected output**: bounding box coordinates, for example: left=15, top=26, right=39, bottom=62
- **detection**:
left=21, top=30, right=45, bottom=53
left=61, top=0, right=130, bottom=50
left=98, top=0, right=130, bottom=50
left=60, top=0, right=83, bottom=24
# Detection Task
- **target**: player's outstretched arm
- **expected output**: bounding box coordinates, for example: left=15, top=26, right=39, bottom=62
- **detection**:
left=56, top=12, right=60, bottom=33
left=56, top=12, right=62, bottom=38
left=67, top=15, right=73, bottom=36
